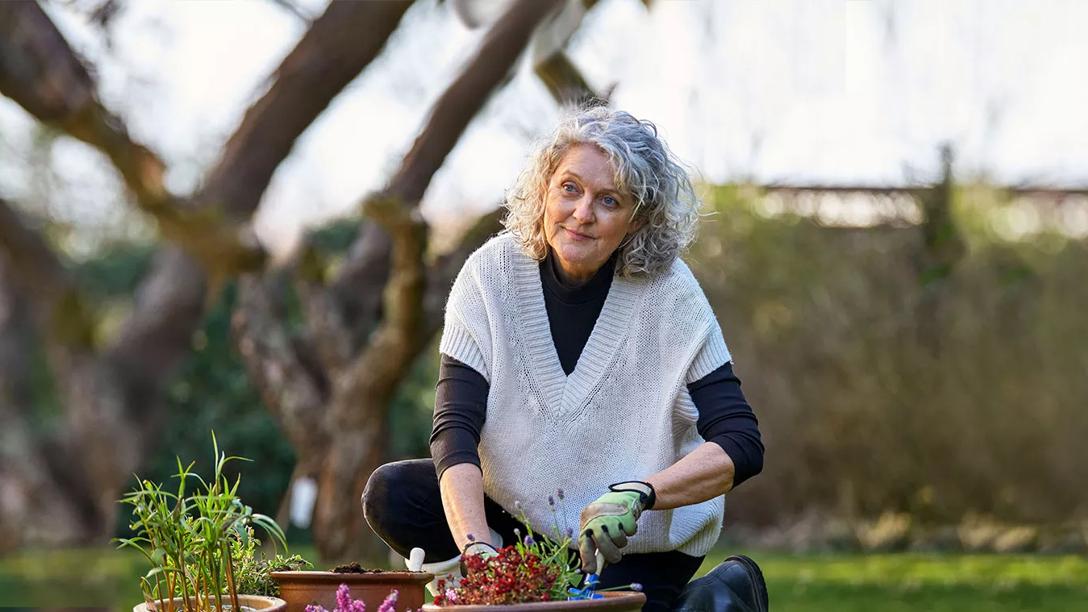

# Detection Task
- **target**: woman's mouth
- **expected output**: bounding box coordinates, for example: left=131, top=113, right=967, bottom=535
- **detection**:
left=563, top=227, right=593, bottom=240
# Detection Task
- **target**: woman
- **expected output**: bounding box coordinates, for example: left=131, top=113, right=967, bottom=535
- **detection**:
left=363, top=107, right=766, bottom=611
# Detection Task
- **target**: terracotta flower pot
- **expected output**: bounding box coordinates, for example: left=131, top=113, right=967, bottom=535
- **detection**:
left=133, top=594, right=287, bottom=612
left=421, top=591, right=646, bottom=611
left=271, top=570, right=433, bottom=612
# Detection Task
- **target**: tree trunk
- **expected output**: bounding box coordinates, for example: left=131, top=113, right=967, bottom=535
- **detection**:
left=312, top=388, right=395, bottom=562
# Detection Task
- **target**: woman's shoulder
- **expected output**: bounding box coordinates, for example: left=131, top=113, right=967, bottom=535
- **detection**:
left=462, top=231, right=519, bottom=270
left=643, top=256, right=716, bottom=319
left=650, top=256, right=705, bottom=295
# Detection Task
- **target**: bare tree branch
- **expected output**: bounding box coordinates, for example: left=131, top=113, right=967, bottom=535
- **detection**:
left=232, top=274, right=330, bottom=467
left=345, top=200, right=429, bottom=405
left=204, top=0, right=415, bottom=219
left=329, top=0, right=565, bottom=356
left=0, top=0, right=424, bottom=545
left=423, top=208, right=505, bottom=335
left=0, top=2, right=264, bottom=275
left=534, top=51, right=601, bottom=106
left=385, top=0, right=564, bottom=204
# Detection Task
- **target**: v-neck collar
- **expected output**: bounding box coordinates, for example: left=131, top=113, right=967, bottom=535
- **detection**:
left=512, top=246, right=642, bottom=416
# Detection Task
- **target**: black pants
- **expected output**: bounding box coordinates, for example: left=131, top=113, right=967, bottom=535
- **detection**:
left=362, top=459, right=704, bottom=611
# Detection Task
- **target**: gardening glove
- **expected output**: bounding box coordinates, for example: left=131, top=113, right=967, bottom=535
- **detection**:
left=458, top=536, right=500, bottom=577
left=578, top=481, right=656, bottom=574
left=462, top=541, right=499, bottom=560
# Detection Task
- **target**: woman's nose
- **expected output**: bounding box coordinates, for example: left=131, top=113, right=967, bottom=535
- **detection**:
left=572, top=195, right=594, bottom=223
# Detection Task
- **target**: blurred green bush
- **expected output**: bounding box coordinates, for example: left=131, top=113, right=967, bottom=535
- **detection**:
left=690, top=185, right=1087, bottom=545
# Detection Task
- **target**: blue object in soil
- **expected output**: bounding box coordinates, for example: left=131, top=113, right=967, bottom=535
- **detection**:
left=568, top=573, right=604, bottom=600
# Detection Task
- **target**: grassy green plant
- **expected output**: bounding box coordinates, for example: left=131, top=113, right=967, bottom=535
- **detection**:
left=230, top=527, right=310, bottom=597
left=116, top=433, right=287, bottom=611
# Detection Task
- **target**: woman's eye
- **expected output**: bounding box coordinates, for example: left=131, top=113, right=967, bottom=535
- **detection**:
left=601, top=195, right=619, bottom=208
left=562, top=182, right=578, bottom=193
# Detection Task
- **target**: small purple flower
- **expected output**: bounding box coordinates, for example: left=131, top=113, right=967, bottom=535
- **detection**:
left=331, top=583, right=366, bottom=612
left=557, top=488, right=565, bottom=500
left=336, top=584, right=353, bottom=612
left=523, top=534, right=535, bottom=547
left=376, top=589, right=398, bottom=612
left=565, top=526, right=575, bottom=538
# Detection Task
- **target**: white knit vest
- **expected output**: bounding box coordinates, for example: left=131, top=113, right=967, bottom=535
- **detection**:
left=438, top=233, right=732, bottom=557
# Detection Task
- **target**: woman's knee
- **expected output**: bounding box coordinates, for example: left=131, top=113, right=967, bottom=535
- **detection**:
left=361, top=459, right=435, bottom=529
left=361, top=462, right=398, bottom=524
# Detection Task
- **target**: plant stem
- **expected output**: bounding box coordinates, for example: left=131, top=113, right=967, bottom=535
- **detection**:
left=177, top=551, right=193, bottom=612
left=224, top=541, right=241, bottom=611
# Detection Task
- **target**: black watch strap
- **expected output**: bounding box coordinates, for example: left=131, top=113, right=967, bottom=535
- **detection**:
left=609, top=480, right=657, bottom=510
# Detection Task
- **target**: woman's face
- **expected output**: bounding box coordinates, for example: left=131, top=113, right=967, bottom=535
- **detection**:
left=543, top=144, right=639, bottom=285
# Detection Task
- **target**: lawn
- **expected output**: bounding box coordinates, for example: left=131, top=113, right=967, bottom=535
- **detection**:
left=0, top=547, right=1084, bottom=611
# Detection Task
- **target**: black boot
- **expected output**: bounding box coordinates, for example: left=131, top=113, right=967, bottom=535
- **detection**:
left=673, top=555, right=769, bottom=612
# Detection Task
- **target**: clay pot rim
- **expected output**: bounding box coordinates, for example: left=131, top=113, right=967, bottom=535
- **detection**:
left=421, top=591, right=647, bottom=610
left=133, top=594, right=286, bottom=612
left=271, top=570, right=433, bottom=583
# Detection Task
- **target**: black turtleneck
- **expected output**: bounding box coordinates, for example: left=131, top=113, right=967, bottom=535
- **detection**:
left=430, top=251, right=764, bottom=488
left=541, top=249, right=618, bottom=375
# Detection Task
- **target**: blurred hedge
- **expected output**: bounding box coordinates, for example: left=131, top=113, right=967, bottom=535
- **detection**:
left=689, top=185, right=1087, bottom=545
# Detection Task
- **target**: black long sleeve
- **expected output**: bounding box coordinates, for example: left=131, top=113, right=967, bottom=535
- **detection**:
left=430, top=354, right=489, bottom=478
left=688, top=362, right=764, bottom=487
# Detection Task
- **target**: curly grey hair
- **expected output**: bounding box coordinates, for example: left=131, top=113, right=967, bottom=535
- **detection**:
left=502, top=106, right=700, bottom=277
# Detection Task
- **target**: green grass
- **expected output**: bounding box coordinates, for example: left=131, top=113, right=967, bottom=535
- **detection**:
left=1, top=547, right=1085, bottom=610
left=696, top=550, right=1088, bottom=612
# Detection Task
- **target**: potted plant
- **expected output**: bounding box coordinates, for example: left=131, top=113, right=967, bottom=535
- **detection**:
left=423, top=495, right=644, bottom=611
left=117, top=433, right=289, bottom=612
left=271, top=561, right=431, bottom=612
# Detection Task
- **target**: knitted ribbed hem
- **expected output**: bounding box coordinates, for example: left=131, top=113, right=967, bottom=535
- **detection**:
left=676, top=520, right=724, bottom=557
left=686, top=327, right=732, bottom=384
left=439, top=320, right=490, bottom=383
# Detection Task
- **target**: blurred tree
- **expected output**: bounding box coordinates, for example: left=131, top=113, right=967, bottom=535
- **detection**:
left=0, top=0, right=415, bottom=549
left=0, top=0, right=607, bottom=559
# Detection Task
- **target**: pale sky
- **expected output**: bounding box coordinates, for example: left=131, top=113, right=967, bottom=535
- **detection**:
left=1, top=0, right=1086, bottom=255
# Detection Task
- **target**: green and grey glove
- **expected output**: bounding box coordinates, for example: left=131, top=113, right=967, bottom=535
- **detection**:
left=578, top=481, right=656, bottom=574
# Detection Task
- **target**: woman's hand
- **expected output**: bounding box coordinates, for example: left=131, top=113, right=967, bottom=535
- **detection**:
left=577, top=481, right=655, bottom=573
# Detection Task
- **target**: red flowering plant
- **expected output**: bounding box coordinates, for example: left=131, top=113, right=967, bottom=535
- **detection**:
left=432, top=491, right=642, bottom=606
left=433, top=491, right=582, bottom=606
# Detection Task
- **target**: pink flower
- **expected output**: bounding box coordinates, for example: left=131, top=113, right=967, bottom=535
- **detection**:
left=331, top=583, right=366, bottom=612
left=336, top=584, right=353, bottom=611
left=376, top=589, right=399, bottom=612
